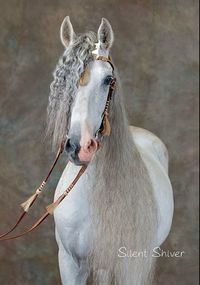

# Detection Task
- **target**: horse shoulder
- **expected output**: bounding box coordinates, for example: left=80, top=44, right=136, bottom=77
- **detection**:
left=129, top=126, right=174, bottom=245
left=129, top=126, right=169, bottom=173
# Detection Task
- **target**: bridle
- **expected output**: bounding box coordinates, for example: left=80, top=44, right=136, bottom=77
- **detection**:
left=0, top=55, right=116, bottom=241
left=95, top=55, right=116, bottom=140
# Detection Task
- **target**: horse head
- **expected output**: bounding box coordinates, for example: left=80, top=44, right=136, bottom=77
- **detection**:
left=48, top=16, right=116, bottom=165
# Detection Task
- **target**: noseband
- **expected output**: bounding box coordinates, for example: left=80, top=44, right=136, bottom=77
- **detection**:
left=0, top=55, right=116, bottom=241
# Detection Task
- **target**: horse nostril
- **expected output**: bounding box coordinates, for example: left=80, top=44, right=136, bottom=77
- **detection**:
left=65, top=138, right=80, bottom=155
left=65, top=139, right=71, bottom=152
left=86, top=139, right=98, bottom=153
left=65, top=139, right=75, bottom=152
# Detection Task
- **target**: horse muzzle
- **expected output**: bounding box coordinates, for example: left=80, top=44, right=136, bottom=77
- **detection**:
left=65, top=137, right=98, bottom=165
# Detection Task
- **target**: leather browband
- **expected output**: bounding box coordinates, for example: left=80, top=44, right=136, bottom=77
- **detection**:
left=95, top=55, right=115, bottom=71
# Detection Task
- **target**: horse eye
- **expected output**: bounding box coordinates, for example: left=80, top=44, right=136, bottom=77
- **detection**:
left=103, top=75, right=113, bottom=85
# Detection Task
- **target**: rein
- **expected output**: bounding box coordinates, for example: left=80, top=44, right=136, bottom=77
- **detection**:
left=0, top=166, right=87, bottom=241
left=0, top=144, right=64, bottom=239
left=0, top=56, right=116, bottom=241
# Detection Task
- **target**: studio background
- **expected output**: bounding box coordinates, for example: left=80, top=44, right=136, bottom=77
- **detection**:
left=0, top=1, right=198, bottom=284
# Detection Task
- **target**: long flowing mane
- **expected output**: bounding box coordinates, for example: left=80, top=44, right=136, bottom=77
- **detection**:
left=88, top=79, right=158, bottom=284
left=48, top=33, right=158, bottom=285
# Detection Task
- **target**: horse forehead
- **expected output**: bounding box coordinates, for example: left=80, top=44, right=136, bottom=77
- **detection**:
left=89, top=60, right=112, bottom=77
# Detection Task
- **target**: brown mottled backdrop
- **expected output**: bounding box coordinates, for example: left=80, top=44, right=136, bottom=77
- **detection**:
left=0, top=1, right=198, bottom=284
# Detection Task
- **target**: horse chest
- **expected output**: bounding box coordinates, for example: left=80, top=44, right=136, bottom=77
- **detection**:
left=54, top=163, right=93, bottom=256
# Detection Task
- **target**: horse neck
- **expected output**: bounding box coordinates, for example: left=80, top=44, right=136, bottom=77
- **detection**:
left=94, top=88, right=138, bottom=170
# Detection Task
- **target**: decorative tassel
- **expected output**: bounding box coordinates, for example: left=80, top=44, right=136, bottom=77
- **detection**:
left=101, top=113, right=111, bottom=136
left=20, top=193, right=38, bottom=212
left=46, top=194, right=65, bottom=215
left=20, top=183, right=44, bottom=213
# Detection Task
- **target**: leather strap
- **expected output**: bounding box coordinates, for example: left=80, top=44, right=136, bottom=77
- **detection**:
left=0, top=166, right=86, bottom=241
left=96, top=55, right=115, bottom=71
left=0, top=143, right=64, bottom=239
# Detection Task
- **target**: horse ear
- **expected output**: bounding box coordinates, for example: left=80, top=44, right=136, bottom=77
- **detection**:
left=97, top=18, right=114, bottom=51
left=60, top=16, right=76, bottom=48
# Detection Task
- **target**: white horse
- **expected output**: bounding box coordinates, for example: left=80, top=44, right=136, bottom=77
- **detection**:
left=47, top=17, right=174, bottom=285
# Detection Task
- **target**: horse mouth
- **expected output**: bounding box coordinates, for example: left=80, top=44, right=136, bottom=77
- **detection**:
left=68, top=150, right=96, bottom=166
